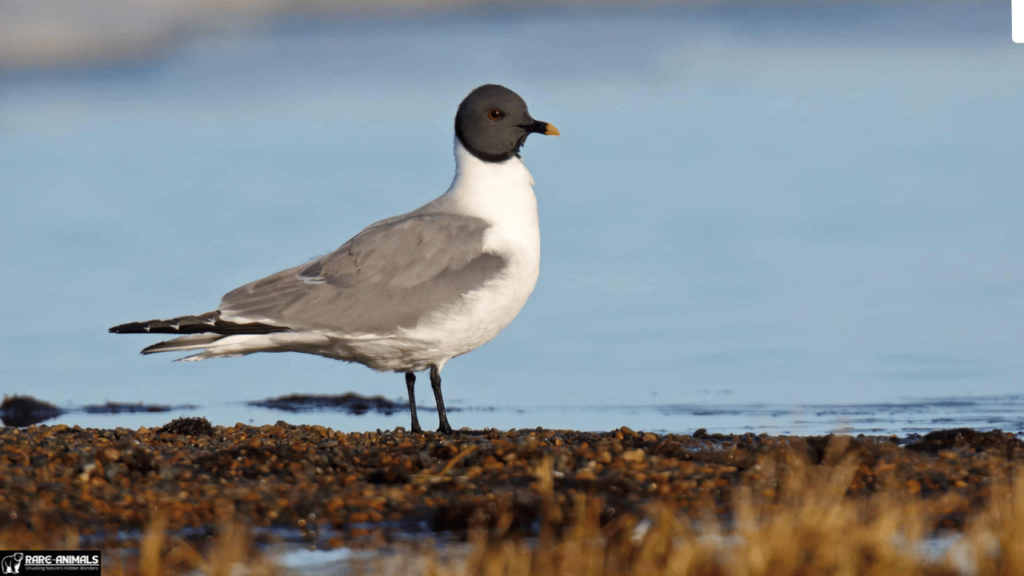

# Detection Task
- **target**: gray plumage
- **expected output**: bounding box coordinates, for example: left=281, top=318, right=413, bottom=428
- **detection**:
left=112, top=211, right=507, bottom=345
left=218, top=212, right=507, bottom=334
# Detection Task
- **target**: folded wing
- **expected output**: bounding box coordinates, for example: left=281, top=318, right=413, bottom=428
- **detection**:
left=219, top=212, right=508, bottom=335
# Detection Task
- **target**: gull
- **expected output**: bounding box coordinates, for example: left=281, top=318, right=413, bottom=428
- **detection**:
left=110, top=84, right=559, bottom=434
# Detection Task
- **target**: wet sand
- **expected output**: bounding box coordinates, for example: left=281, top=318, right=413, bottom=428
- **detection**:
left=0, top=419, right=1020, bottom=549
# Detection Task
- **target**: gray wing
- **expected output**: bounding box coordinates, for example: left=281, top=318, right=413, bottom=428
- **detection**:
left=218, top=212, right=507, bottom=334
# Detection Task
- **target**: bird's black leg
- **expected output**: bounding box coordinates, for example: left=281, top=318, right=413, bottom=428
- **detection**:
left=405, top=371, right=422, bottom=433
left=430, top=364, right=453, bottom=434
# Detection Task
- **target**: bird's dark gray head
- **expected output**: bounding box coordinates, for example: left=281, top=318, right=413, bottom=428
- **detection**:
left=455, top=84, right=559, bottom=163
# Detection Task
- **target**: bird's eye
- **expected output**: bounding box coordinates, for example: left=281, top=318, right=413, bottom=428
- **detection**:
left=488, top=109, right=504, bottom=120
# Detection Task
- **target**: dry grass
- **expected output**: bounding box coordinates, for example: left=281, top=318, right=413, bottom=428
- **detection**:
left=2, top=449, right=1021, bottom=576
left=0, top=504, right=276, bottom=576
left=372, top=454, right=1024, bottom=576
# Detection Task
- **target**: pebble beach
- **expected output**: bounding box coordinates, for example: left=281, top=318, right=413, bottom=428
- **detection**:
left=2, top=418, right=1020, bottom=550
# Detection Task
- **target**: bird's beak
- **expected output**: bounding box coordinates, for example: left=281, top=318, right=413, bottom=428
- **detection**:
left=522, top=120, right=560, bottom=136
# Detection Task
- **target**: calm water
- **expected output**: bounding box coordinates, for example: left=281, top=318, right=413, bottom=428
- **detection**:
left=1, top=2, right=1021, bottom=434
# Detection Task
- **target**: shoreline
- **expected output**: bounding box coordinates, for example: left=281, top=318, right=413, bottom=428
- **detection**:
left=1, top=418, right=1020, bottom=549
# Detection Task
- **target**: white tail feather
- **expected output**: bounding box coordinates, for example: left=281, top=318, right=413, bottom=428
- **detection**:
left=145, top=332, right=333, bottom=361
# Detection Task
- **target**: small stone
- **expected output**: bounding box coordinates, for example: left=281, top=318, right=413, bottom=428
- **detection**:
left=623, top=449, right=645, bottom=462
left=907, top=479, right=922, bottom=495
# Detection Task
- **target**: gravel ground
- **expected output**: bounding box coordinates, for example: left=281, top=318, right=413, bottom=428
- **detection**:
left=0, top=419, right=1020, bottom=549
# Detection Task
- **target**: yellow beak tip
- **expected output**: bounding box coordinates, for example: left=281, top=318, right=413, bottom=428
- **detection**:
left=544, top=124, right=561, bottom=136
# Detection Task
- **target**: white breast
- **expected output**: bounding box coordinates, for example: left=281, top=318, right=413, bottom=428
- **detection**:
left=350, top=140, right=541, bottom=372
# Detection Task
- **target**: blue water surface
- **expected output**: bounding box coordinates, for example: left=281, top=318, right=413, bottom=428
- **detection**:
left=1, top=2, right=1021, bottom=434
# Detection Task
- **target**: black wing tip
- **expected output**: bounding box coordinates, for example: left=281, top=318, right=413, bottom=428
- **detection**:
left=108, top=313, right=290, bottom=336
left=109, top=322, right=142, bottom=334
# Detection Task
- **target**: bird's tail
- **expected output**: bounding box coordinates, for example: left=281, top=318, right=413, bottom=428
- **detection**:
left=110, top=310, right=293, bottom=359
left=139, top=333, right=228, bottom=356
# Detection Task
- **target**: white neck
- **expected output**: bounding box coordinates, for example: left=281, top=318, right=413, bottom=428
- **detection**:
left=431, top=139, right=538, bottom=228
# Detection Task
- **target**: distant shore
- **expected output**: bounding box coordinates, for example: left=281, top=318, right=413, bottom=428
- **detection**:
left=7, top=0, right=673, bottom=72
left=0, top=418, right=1020, bottom=550
left=0, top=0, right=976, bottom=73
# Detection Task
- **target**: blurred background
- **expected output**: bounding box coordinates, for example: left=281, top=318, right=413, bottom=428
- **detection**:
left=1, top=0, right=1021, bottom=434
